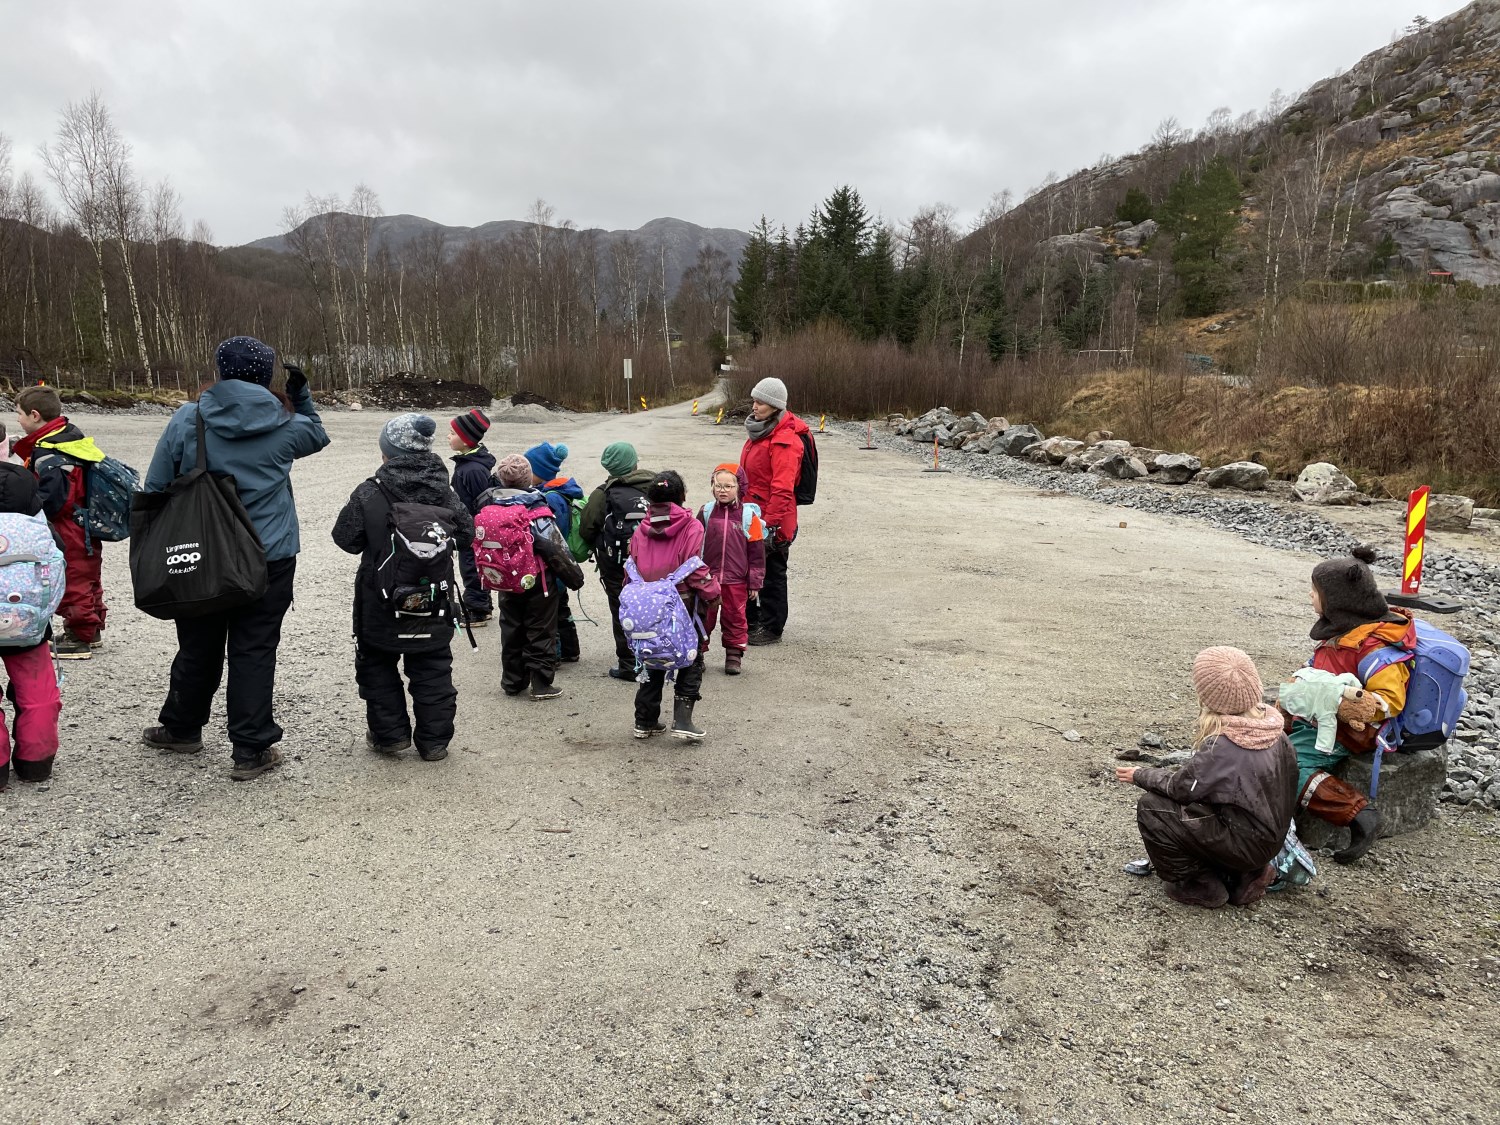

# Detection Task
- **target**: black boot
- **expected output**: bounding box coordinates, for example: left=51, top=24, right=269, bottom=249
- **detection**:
left=671, top=697, right=705, bottom=742
left=1334, top=807, right=1381, bottom=864
left=13, top=756, right=54, bottom=783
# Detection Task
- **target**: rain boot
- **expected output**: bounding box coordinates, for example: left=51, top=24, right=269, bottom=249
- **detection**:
left=671, top=697, right=705, bottom=742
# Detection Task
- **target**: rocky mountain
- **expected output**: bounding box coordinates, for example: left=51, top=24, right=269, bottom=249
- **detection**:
left=972, top=0, right=1500, bottom=299
left=243, top=214, right=750, bottom=296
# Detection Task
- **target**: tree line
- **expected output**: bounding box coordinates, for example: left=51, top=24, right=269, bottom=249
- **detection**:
left=0, top=94, right=735, bottom=405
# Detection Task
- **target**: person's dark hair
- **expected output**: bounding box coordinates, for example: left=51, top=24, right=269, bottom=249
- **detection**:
left=16, top=385, right=62, bottom=421
left=647, top=470, right=686, bottom=505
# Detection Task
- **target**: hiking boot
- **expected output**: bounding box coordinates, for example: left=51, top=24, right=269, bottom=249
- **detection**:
left=13, top=756, right=53, bottom=783
left=724, top=649, right=743, bottom=676
left=1228, top=863, right=1277, bottom=907
left=671, top=697, right=705, bottom=742
left=229, top=747, right=283, bottom=781
left=0, top=760, right=8, bottom=790
left=366, top=732, right=411, bottom=756
left=53, top=635, right=92, bottom=660
left=746, top=628, right=781, bottom=647
left=1163, top=874, right=1228, bottom=909
left=90, top=634, right=105, bottom=650
left=529, top=674, right=562, bottom=700
left=559, top=654, right=581, bottom=664
left=417, top=743, right=449, bottom=762
left=633, top=720, right=666, bottom=739
left=141, top=726, right=204, bottom=754
left=608, top=666, right=636, bottom=682
left=466, top=614, right=491, bottom=628
left=1334, top=807, right=1381, bottom=865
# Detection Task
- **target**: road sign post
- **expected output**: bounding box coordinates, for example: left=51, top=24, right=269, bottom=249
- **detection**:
left=623, top=358, right=632, bottom=413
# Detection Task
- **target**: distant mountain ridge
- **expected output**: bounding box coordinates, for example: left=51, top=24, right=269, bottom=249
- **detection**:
left=243, top=214, right=751, bottom=295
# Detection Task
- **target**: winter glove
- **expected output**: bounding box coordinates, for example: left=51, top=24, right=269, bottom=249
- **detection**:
left=283, top=363, right=309, bottom=397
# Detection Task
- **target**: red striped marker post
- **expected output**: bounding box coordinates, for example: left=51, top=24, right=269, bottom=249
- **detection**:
left=1402, top=486, right=1429, bottom=595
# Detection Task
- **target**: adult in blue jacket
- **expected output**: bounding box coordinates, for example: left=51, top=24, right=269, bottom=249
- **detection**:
left=140, top=336, right=330, bottom=781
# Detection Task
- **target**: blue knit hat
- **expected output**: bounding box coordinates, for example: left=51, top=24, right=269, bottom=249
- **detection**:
left=214, top=336, right=275, bottom=387
left=380, top=413, right=437, bottom=459
left=524, top=441, right=569, bottom=482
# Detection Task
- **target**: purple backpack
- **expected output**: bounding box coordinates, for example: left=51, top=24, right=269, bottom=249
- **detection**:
left=618, top=555, right=704, bottom=679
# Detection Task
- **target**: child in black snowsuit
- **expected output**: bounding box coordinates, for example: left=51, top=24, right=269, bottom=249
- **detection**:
left=476, top=453, right=584, bottom=700
left=332, top=414, right=474, bottom=760
left=448, top=408, right=495, bottom=624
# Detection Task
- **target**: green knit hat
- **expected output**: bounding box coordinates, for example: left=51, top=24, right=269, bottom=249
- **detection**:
left=601, top=441, right=638, bottom=477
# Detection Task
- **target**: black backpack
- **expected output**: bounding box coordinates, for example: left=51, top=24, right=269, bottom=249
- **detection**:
left=599, top=481, right=649, bottom=565
left=372, top=482, right=459, bottom=621
left=794, top=430, right=818, bottom=506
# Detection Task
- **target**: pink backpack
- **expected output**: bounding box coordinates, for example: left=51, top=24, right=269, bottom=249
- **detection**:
left=473, top=501, right=546, bottom=594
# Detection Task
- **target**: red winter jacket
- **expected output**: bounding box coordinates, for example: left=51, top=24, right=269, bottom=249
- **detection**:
left=740, top=410, right=807, bottom=543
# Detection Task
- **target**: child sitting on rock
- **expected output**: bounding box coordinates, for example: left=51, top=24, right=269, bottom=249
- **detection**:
left=1116, top=647, right=1297, bottom=909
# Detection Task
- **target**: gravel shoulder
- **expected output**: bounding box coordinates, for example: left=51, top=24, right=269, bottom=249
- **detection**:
left=2, top=403, right=1498, bottom=1125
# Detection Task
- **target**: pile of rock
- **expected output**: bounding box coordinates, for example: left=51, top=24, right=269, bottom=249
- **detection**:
left=889, top=408, right=1254, bottom=490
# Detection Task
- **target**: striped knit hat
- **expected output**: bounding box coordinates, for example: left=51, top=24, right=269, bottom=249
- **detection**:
left=451, top=408, right=490, bottom=448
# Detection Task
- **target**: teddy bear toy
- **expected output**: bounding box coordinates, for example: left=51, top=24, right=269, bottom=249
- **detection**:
left=1278, top=668, right=1382, bottom=754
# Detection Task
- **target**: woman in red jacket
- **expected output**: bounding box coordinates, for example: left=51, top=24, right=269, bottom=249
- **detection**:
left=739, top=377, right=808, bottom=646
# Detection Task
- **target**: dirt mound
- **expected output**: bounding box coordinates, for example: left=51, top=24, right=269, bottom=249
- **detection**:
left=509, top=390, right=567, bottom=412
left=362, top=372, right=491, bottom=410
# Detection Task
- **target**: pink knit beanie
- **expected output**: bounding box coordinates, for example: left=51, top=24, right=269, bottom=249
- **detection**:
left=1191, top=646, right=1264, bottom=716
left=494, top=453, right=533, bottom=487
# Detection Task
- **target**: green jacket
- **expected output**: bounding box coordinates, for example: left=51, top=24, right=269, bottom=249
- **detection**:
left=579, top=467, right=656, bottom=551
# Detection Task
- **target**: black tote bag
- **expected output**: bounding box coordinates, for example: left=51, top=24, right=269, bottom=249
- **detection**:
left=129, top=409, right=269, bottom=620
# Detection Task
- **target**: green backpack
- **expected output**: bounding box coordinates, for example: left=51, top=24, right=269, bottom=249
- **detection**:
left=564, top=496, right=590, bottom=562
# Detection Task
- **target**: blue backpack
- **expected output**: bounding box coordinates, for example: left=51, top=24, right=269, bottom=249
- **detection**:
left=77, top=455, right=140, bottom=544
left=1357, top=618, right=1470, bottom=746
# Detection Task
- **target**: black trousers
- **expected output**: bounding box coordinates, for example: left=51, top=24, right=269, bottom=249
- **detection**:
left=498, top=585, right=561, bottom=693
left=557, top=586, right=580, bottom=661
left=599, top=562, right=635, bottom=671
left=355, top=643, right=455, bottom=751
left=159, top=556, right=296, bottom=764
left=634, top=651, right=705, bottom=725
left=458, top=546, right=492, bottom=617
left=749, top=543, right=791, bottom=636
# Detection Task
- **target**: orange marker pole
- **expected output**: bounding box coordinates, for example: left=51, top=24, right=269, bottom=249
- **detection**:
left=1402, top=486, right=1429, bottom=595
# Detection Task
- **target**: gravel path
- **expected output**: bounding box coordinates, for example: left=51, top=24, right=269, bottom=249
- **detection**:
left=2, top=403, right=1497, bottom=1124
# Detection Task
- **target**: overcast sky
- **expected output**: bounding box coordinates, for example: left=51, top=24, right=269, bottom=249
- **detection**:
left=1, top=1, right=1468, bottom=245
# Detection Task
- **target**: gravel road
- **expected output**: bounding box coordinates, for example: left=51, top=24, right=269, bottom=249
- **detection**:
left=2, top=400, right=1497, bottom=1125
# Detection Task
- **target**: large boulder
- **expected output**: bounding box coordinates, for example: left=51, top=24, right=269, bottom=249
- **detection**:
left=995, top=423, right=1045, bottom=456
left=951, top=413, right=983, bottom=436
left=912, top=425, right=936, bottom=443
left=1204, top=461, right=1270, bottom=491
left=1114, top=219, right=1159, bottom=249
left=986, top=416, right=1011, bottom=434
left=1039, top=437, right=1084, bottom=464
left=1428, top=494, right=1475, bottom=531
left=1295, top=462, right=1360, bottom=505
left=1089, top=439, right=1132, bottom=457
left=1297, top=746, right=1446, bottom=850
left=1154, top=453, right=1202, bottom=484
left=1094, top=453, right=1149, bottom=480
left=970, top=432, right=1002, bottom=454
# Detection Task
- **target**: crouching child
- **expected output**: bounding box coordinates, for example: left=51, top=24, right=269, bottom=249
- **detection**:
left=1116, top=646, right=1297, bottom=908
left=473, top=453, right=584, bottom=700
left=333, top=414, right=474, bottom=761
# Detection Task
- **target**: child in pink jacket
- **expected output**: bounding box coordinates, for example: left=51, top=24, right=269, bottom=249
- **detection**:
left=626, top=471, right=720, bottom=742
left=698, top=463, right=766, bottom=676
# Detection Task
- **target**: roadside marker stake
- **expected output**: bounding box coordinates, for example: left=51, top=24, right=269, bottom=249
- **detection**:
left=860, top=421, right=877, bottom=450
left=922, top=435, right=951, bottom=474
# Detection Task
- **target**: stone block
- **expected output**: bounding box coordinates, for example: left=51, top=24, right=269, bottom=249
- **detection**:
left=1296, top=745, right=1446, bottom=850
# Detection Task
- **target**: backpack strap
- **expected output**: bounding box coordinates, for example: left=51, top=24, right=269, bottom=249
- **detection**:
left=667, top=555, right=704, bottom=585
left=1356, top=642, right=1414, bottom=685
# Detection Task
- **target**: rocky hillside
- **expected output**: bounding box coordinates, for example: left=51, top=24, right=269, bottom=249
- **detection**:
left=245, top=213, right=750, bottom=297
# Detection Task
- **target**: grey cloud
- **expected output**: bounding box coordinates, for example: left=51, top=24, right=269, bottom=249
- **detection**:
left=2, top=0, right=1467, bottom=244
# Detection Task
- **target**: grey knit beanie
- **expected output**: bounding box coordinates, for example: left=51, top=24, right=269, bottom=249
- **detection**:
left=379, top=413, right=436, bottom=459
